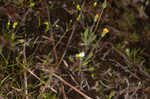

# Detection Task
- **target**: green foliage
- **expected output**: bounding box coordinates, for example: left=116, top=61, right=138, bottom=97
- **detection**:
left=0, top=52, right=8, bottom=65
left=17, top=0, right=24, bottom=6
left=73, top=26, right=98, bottom=72
left=130, top=33, right=139, bottom=42
left=29, top=0, right=35, bottom=7
left=125, top=48, right=144, bottom=64
left=41, top=93, right=57, bottom=99
left=43, top=52, right=51, bottom=65
left=145, top=0, right=150, bottom=5
left=81, top=28, right=97, bottom=47
left=75, top=51, right=94, bottom=70
left=108, top=91, right=115, bottom=99
left=102, top=0, right=107, bottom=9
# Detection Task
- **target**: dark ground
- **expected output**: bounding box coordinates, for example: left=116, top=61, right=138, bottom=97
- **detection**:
left=0, top=0, right=150, bottom=99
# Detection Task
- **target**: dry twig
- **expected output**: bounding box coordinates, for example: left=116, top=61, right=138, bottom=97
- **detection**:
left=52, top=73, right=93, bottom=99
left=22, top=38, right=29, bottom=99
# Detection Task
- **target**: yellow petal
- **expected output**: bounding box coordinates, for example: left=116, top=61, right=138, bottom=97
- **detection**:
left=94, top=14, right=99, bottom=22
left=103, top=28, right=109, bottom=34
left=101, top=28, right=109, bottom=37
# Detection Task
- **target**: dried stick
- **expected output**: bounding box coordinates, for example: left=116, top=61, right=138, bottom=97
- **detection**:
left=23, top=66, right=57, bottom=93
left=52, top=73, right=93, bottom=99
left=22, top=39, right=28, bottom=99
left=39, top=65, right=93, bottom=99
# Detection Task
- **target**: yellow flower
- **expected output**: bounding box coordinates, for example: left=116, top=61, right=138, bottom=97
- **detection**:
left=76, top=4, right=81, bottom=11
left=76, top=14, right=81, bottom=21
left=13, top=22, right=18, bottom=29
left=43, top=21, right=50, bottom=32
left=56, top=24, right=59, bottom=28
left=101, top=28, right=109, bottom=37
left=94, top=14, right=99, bottom=22
left=103, top=28, right=109, bottom=34
left=93, top=2, right=97, bottom=7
